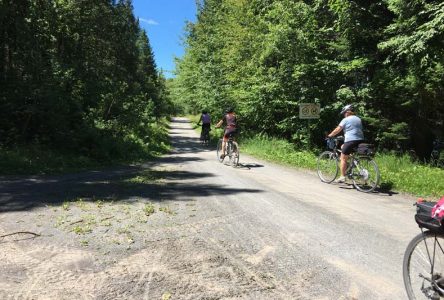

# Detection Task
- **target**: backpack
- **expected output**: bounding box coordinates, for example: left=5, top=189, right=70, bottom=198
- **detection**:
left=415, top=196, right=444, bottom=232
left=357, top=143, right=375, bottom=156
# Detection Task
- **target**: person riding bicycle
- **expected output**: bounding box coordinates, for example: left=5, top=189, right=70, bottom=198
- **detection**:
left=197, top=110, right=211, bottom=141
left=327, top=104, right=365, bottom=183
left=215, top=107, right=237, bottom=159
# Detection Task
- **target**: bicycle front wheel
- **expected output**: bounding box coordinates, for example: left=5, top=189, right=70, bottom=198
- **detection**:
left=317, top=151, right=339, bottom=183
left=403, top=231, right=444, bottom=300
left=216, top=139, right=224, bottom=163
left=351, top=157, right=380, bottom=193
left=229, top=141, right=239, bottom=167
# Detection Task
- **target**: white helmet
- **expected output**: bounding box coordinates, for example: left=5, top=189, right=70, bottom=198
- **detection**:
left=340, top=104, right=354, bottom=115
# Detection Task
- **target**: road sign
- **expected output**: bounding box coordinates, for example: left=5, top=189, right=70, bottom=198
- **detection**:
left=299, top=103, right=320, bottom=119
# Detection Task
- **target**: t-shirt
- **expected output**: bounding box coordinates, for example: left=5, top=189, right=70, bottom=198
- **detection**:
left=339, top=115, right=364, bottom=143
left=201, top=113, right=211, bottom=124
left=223, top=113, right=236, bottom=128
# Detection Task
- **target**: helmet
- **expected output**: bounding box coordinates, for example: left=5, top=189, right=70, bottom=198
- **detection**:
left=202, top=110, right=207, bottom=114
left=340, top=104, right=354, bottom=115
left=225, top=107, right=234, bottom=114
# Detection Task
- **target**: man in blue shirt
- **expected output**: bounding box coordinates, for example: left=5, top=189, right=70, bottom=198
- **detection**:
left=327, top=104, right=364, bottom=183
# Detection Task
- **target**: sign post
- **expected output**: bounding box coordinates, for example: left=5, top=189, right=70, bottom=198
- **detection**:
left=299, top=103, right=320, bottom=148
left=299, top=103, right=320, bottom=119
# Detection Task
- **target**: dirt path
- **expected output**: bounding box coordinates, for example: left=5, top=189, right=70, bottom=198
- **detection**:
left=0, top=117, right=420, bottom=299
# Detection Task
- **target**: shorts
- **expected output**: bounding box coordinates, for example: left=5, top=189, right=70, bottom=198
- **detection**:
left=223, top=128, right=237, bottom=141
left=342, top=140, right=363, bottom=155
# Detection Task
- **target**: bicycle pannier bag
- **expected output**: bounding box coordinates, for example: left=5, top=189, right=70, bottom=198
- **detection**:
left=415, top=201, right=444, bottom=232
left=327, top=139, right=335, bottom=150
left=357, top=143, right=375, bottom=156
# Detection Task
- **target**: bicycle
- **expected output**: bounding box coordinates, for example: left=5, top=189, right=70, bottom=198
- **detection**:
left=201, top=126, right=210, bottom=146
left=403, top=199, right=444, bottom=300
left=216, top=133, right=239, bottom=167
left=317, top=137, right=380, bottom=193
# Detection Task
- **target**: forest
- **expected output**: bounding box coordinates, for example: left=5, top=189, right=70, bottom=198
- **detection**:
left=0, top=0, right=172, bottom=169
left=171, top=0, right=444, bottom=160
left=1, top=0, right=443, bottom=173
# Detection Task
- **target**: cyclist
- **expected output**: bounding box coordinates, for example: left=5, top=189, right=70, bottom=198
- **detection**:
left=215, top=107, right=237, bottom=159
left=327, top=104, right=364, bottom=183
left=197, top=110, right=211, bottom=141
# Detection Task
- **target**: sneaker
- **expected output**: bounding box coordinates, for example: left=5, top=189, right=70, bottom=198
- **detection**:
left=335, top=176, right=347, bottom=183
left=219, top=154, right=225, bottom=160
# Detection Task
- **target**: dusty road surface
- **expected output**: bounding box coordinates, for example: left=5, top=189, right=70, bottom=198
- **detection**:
left=0, top=117, right=421, bottom=299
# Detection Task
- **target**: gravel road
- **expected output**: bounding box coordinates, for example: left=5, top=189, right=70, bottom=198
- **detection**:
left=0, top=117, right=420, bottom=299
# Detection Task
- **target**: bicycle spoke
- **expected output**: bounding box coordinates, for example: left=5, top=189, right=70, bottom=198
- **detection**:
left=352, top=157, right=380, bottom=193
left=404, top=232, right=444, bottom=300
left=317, top=151, right=339, bottom=183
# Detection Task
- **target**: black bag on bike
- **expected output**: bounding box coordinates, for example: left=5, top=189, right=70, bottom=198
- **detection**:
left=415, top=201, right=444, bottom=232
left=357, top=143, right=375, bottom=156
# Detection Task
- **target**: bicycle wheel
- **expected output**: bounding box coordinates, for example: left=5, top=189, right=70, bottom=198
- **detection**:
left=317, top=151, right=339, bottom=183
left=351, top=156, right=380, bottom=193
left=216, top=139, right=224, bottom=163
left=202, top=128, right=210, bottom=146
left=229, top=141, right=239, bottom=167
left=403, top=231, right=444, bottom=300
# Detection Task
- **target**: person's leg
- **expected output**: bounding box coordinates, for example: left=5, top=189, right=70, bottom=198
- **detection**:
left=221, top=138, right=227, bottom=158
left=221, top=130, right=228, bottom=158
left=340, top=153, right=349, bottom=176
left=336, top=140, right=361, bottom=182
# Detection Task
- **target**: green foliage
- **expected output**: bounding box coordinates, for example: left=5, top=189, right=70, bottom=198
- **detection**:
left=378, top=154, right=444, bottom=197
left=0, top=0, right=172, bottom=169
left=242, top=134, right=317, bottom=169
left=0, top=120, right=170, bottom=175
left=171, top=0, right=444, bottom=161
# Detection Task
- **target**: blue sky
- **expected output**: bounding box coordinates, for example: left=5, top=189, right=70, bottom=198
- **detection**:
left=132, top=0, right=197, bottom=78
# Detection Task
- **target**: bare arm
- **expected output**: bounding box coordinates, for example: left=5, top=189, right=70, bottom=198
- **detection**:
left=327, top=126, right=342, bottom=138
left=215, top=119, right=223, bottom=128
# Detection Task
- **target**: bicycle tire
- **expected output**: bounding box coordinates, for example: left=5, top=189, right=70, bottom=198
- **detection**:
left=317, top=151, right=339, bottom=183
left=351, top=156, right=380, bottom=193
left=216, top=139, right=224, bottom=163
left=229, top=141, right=239, bottom=167
left=403, top=231, right=444, bottom=300
left=203, top=128, right=210, bottom=146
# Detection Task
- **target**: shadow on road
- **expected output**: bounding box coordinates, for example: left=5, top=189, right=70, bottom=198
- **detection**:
left=0, top=118, right=264, bottom=213
left=0, top=164, right=263, bottom=213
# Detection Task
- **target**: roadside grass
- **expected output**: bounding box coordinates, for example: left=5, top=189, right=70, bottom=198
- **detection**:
left=0, top=119, right=170, bottom=175
left=240, top=134, right=444, bottom=199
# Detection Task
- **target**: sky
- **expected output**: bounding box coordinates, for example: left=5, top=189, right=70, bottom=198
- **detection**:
left=132, top=0, right=197, bottom=78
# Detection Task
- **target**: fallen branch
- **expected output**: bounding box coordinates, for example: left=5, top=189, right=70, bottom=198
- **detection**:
left=69, top=219, right=84, bottom=225
left=0, top=231, right=41, bottom=238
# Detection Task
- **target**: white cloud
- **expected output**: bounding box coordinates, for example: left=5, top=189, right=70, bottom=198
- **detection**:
left=139, top=18, right=159, bottom=25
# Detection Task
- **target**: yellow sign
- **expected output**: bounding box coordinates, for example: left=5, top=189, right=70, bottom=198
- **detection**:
left=299, top=103, right=320, bottom=119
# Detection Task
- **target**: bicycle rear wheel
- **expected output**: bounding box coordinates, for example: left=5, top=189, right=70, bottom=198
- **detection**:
left=351, top=157, right=380, bottom=193
left=216, top=139, right=224, bottom=163
left=403, top=231, right=444, bottom=300
left=203, top=128, right=210, bottom=146
left=229, top=141, right=239, bottom=167
left=317, top=151, right=339, bottom=183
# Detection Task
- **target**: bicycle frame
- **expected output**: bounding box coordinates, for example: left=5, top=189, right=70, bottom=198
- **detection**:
left=317, top=137, right=380, bottom=192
